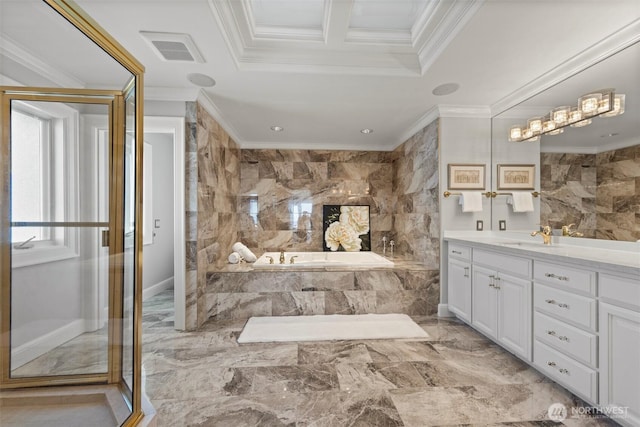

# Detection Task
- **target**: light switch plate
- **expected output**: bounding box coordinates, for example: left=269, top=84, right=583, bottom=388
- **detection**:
left=476, top=220, right=483, bottom=231
left=499, top=220, right=506, bottom=231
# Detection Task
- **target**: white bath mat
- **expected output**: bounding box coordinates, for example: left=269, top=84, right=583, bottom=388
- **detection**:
left=237, top=313, right=428, bottom=343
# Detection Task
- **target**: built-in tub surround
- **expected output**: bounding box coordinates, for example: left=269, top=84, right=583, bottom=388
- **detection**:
left=205, top=260, right=439, bottom=320
left=540, top=145, right=640, bottom=241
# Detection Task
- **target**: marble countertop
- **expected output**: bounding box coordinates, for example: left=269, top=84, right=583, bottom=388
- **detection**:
left=444, top=230, right=640, bottom=277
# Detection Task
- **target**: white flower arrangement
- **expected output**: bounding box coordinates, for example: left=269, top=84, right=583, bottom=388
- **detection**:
left=324, top=205, right=370, bottom=252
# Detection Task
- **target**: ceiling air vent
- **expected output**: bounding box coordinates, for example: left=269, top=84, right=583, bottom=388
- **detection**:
left=140, top=31, right=205, bottom=63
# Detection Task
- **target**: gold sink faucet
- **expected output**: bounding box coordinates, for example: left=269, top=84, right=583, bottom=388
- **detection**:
left=279, top=250, right=285, bottom=264
left=562, top=223, right=584, bottom=237
left=531, top=225, right=553, bottom=245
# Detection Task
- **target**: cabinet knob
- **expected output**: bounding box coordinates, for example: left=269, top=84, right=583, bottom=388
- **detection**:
left=559, top=368, right=570, bottom=375
left=547, top=361, right=556, bottom=367
left=547, top=330, right=556, bottom=336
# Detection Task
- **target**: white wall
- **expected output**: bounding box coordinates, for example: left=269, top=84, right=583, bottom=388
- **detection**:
left=142, top=133, right=175, bottom=296
left=491, top=117, right=540, bottom=231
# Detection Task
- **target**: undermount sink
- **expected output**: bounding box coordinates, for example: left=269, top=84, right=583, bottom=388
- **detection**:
left=498, top=241, right=562, bottom=249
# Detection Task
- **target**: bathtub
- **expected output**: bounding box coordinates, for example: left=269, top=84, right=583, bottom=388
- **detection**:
left=253, top=251, right=394, bottom=268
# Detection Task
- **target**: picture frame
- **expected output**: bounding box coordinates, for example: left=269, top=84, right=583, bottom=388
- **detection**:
left=497, top=164, right=535, bottom=190
left=323, top=205, right=370, bottom=252
left=447, top=164, right=486, bottom=190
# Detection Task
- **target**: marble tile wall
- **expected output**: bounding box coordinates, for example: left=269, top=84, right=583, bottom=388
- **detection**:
left=595, top=145, right=640, bottom=241
left=184, top=102, right=198, bottom=330
left=238, top=150, right=397, bottom=255
left=392, top=120, right=440, bottom=269
left=541, top=146, right=639, bottom=241
left=540, top=153, right=597, bottom=238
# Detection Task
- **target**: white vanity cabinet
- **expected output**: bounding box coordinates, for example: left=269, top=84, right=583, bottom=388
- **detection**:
left=447, top=244, right=472, bottom=322
left=471, top=249, right=532, bottom=361
left=532, top=260, right=598, bottom=403
left=599, top=273, right=640, bottom=427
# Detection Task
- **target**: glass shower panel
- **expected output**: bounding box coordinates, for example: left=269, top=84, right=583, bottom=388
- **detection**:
left=9, top=99, right=111, bottom=378
left=121, top=89, right=136, bottom=392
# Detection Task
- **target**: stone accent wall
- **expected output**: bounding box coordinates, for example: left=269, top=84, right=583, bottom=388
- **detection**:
left=184, top=102, right=198, bottom=329
left=541, top=146, right=639, bottom=241
left=238, top=150, right=397, bottom=255
left=393, top=120, right=440, bottom=269
left=205, top=266, right=439, bottom=320
left=540, top=153, right=597, bottom=238
left=596, top=145, right=640, bottom=240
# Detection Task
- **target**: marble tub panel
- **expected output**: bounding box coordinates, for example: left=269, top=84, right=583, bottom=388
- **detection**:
left=244, top=271, right=304, bottom=293
left=403, top=269, right=439, bottom=291
left=300, top=271, right=355, bottom=291
left=376, top=290, right=431, bottom=316
left=271, top=291, right=325, bottom=316
left=353, top=271, right=404, bottom=291
left=206, top=272, right=246, bottom=293
left=325, top=290, right=377, bottom=315
left=209, top=293, right=272, bottom=320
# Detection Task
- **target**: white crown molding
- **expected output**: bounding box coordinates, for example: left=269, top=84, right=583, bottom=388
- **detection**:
left=239, top=139, right=395, bottom=152
left=392, top=105, right=440, bottom=150
left=416, top=0, right=485, bottom=75
left=491, top=18, right=640, bottom=116
left=0, top=36, right=85, bottom=88
left=0, top=72, right=22, bottom=86
left=145, top=86, right=200, bottom=102
left=438, top=105, right=491, bottom=118
left=541, top=137, right=639, bottom=155
left=196, top=89, right=245, bottom=146
left=207, top=0, right=247, bottom=70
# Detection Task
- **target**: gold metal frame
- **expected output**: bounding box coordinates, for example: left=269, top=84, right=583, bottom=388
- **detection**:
left=1, top=0, right=145, bottom=425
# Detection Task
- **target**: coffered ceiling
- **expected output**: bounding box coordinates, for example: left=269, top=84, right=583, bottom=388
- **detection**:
left=1, top=0, right=639, bottom=150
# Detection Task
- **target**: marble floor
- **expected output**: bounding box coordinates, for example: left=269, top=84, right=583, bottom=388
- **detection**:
left=142, top=289, right=620, bottom=427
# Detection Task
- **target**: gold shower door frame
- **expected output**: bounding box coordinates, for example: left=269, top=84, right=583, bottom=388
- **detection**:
left=0, top=88, right=129, bottom=389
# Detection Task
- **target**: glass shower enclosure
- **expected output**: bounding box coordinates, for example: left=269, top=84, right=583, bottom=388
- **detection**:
left=0, top=1, right=145, bottom=426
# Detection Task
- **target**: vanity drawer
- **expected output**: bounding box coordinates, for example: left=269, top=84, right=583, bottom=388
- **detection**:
left=534, top=340, right=598, bottom=403
left=473, top=249, right=531, bottom=278
left=534, top=261, right=596, bottom=296
left=448, top=244, right=471, bottom=261
left=600, top=273, right=640, bottom=311
left=534, top=311, right=597, bottom=368
left=534, top=283, right=596, bottom=331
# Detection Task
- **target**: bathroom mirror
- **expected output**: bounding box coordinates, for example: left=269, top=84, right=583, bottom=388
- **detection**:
left=491, top=40, right=640, bottom=241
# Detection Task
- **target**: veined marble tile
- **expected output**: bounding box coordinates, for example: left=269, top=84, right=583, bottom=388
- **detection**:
left=325, top=290, right=377, bottom=315
left=299, top=271, right=355, bottom=291
left=295, top=389, right=404, bottom=427
left=376, top=290, right=430, bottom=315
left=365, top=341, right=443, bottom=363
left=250, top=365, right=339, bottom=394
left=298, top=342, right=373, bottom=365
left=209, top=292, right=272, bottom=320
left=272, top=292, right=325, bottom=316
left=354, top=271, right=404, bottom=291
left=143, top=366, right=247, bottom=399
left=336, top=362, right=427, bottom=391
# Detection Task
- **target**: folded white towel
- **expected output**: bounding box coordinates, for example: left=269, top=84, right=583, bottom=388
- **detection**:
left=507, top=192, right=534, bottom=212
left=232, top=242, right=257, bottom=262
left=459, top=192, right=483, bottom=212
left=228, top=252, right=241, bottom=264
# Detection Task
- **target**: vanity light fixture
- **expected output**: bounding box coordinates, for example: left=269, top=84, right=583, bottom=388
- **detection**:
left=508, top=88, right=625, bottom=142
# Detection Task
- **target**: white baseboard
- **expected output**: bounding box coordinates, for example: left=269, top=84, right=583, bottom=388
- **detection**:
left=11, top=319, right=86, bottom=369
left=143, top=276, right=174, bottom=302
left=438, top=303, right=455, bottom=318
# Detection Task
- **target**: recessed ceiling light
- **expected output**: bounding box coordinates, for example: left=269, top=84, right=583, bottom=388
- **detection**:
left=600, top=132, right=619, bottom=138
left=432, top=82, right=460, bottom=96
left=187, top=73, right=216, bottom=87
left=270, top=126, right=284, bottom=132
left=360, top=128, right=374, bottom=134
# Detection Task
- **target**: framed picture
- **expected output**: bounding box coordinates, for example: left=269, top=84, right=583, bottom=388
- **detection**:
left=497, top=164, right=535, bottom=190
left=447, top=164, right=486, bottom=190
left=323, top=205, right=370, bottom=252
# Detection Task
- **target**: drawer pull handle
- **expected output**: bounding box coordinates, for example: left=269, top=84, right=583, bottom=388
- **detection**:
left=559, top=368, right=570, bottom=375
left=545, top=273, right=569, bottom=281
left=545, top=299, right=569, bottom=309
left=547, top=330, right=569, bottom=342
left=547, top=361, right=556, bottom=367
left=452, top=250, right=462, bottom=255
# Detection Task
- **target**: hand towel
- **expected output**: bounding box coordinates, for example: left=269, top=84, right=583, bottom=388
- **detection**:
left=459, top=191, right=483, bottom=212
left=507, top=192, right=534, bottom=212
left=232, top=242, right=257, bottom=262
left=228, top=252, right=241, bottom=264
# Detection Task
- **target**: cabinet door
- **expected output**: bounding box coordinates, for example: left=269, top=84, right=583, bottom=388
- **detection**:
left=600, top=302, right=640, bottom=427
left=472, top=265, right=497, bottom=339
left=497, top=274, right=531, bottom=361
left=448, top=258, right=471, bottom=322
